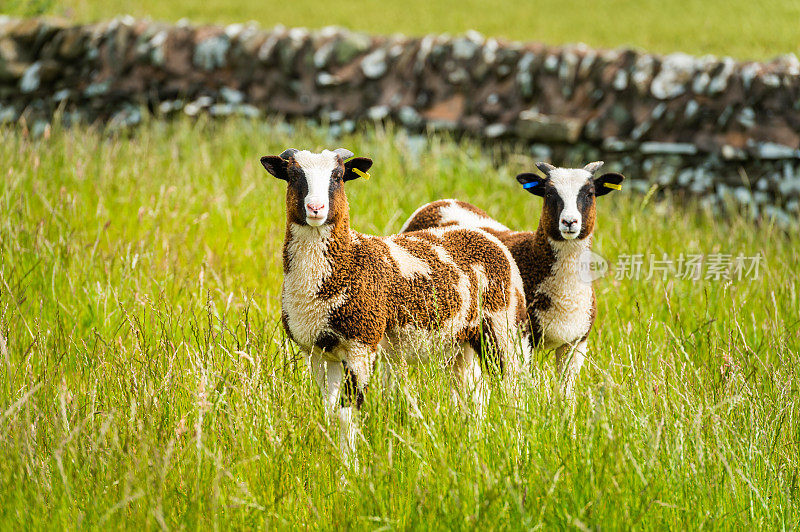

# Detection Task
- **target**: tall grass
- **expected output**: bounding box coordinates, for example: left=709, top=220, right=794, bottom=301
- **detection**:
left=0, top=117, right=798, bottom=528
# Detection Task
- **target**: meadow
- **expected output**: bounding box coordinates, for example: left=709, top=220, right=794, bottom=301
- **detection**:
left=0, top=117, right=798, bottom=528
left=5, top=0, right=800, bottom=59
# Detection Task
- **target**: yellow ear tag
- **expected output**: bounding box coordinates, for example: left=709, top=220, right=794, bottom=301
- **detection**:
left=352, top=168, right=370, bottom=180
left=604, top=182, right=622, bottom=190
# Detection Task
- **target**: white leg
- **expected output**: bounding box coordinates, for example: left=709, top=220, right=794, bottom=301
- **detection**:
left=307, top=351, right=359, bottom=466
left=451, top=343, right=489, bottom=419
left=556, top=339, right=587, bottom=400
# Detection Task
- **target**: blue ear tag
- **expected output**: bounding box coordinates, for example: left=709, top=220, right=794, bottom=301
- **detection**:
left=522, top=181, right=539, bottom=189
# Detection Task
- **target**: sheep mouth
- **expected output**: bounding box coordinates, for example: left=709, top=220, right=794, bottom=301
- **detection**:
left=306, top=214, right=327, bottom=226
left=560, top=229, right=580, bottom=239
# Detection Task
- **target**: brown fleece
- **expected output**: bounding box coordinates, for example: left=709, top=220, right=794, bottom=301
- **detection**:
left=276, top=155, right=526, bottom=408
left=401, top=198, right=598, bottom=349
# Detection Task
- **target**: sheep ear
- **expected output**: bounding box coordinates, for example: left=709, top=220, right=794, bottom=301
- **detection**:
left=594, top=172, right=625, bottom=197
left=583, top=161, right=605, bottom=175
left=334, top=148, right=354, bottom=160
left=344, top=157, right=373, bottom=182
left=516, top=172, right=546, bottom=197
left=535, top=162, right=556, bottom=176
left=260, top=155, right=289, bottom=181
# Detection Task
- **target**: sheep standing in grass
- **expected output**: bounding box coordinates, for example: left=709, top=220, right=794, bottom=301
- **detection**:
left=261, top=148, right=529, bottom=463
left=401, top=162, right=624, bottom=398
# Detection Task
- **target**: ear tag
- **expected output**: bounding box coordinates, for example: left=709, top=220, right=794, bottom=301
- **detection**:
left=352, top=168, right=370, bottom=180
left=522, top=181, right=539, bottom=189
left=604, top=182, right=622, bottom=190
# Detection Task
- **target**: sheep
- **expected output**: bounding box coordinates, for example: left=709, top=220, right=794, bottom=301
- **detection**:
left=400, top=162, right=625, bottom=399
left=260, top=147, right=529, bottom=463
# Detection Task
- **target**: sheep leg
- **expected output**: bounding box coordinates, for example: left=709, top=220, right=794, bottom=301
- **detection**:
left=451, top=343, right=489, bottom=419
left=556, top=339, right=587, bottom=400
left=307, top=351, right=359, bottom=467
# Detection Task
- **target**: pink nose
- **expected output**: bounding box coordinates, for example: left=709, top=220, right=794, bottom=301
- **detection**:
left=306, top=202, right=325, bottom=213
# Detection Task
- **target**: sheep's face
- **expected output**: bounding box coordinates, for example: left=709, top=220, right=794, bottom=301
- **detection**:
left=260, top=148, right=373, bottom=227
left=516, top=162, right=624, bottom=241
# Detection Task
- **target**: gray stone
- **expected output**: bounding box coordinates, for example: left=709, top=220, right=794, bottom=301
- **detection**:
left=361, top=47, right=387, bottom=79
left=516, top=52, right=536, bottom=98
left=640, top=142, right=698, bottom=155
left=398, top=106, right=422, bottom=128
left=316, top=72, right=340, bottom=86
left=612, top=69, right=628, bottom=91
left=220, top=87, right=244, bottom=104
left=684, top=99, right=700, bottom=119
left=721, top=145, right=747, bottom=160
left=737, top=107, right=756, bottom=129
left=108, top=105, right=142, bottom=130
left=543, top=54, right=559, bottom=72
left=335, top=31, right=371, bottom=63
left=484, top=123, right=507, bottom=138
left=313, top=40, right=335, bottom=68
left=530, top=143, right=552, bottom=160
left=367, top=105, right=390, bottom=120
left=631, top=55, right=656, bottom=94
left=752, top=142, right=799, bottom=159
left=52, top=88, right=70, bottom=102
left=184, top=95, right=213, bottom=116
left=650, top=53, right=696, bottom=99
left=84, top=80, right=111, bottom=97
left=516, top=109, right=582, bottom=143
left=0, top=104, right=17, bottom=123
left=210, top=103, right=233, bottom=116
left=19, top=61, right=41, bottom=93
left=708, top=57, right=735, bottom=94
left=258, top=32, right=282, bottom=62
left=602, top=138, right=638, bottom=152
left=194, top=35, right=230, bottom=70
left=452, top=35, right=480, bottom=60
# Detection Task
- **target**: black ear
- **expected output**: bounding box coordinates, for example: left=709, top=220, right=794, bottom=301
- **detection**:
left=344, top=157, right=373, bottom=182
left=260, top=156, right=289, bottom=181
left=594, top=172, right=625, bottom=197
left=516, top=172, right=546, bottom=197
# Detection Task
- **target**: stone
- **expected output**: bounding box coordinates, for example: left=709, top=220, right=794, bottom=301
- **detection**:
left=639, top=142, right=698, bottom=155
left=452, top=35, right=480, bottom=60
left=708, top=57, right=735, bottom=95
left=516, top=109, right=582, bottom=143
left=484, top=123, right=507, bottom=138
left=194, top=34, right=229, bottom=70
left=631, top=55, right=656, bottom=94
left=84, top=80, right=111, bottom=97
left=612, top=69, right=628, bottom=91
left=361, top=47, right=387, bottom=79
left=650, top=53, right=696, bottom=99
left=751, top=142, right=799, bottom=159
left=516, top=52, right=536, bottom=98
left=220, top=87, right=244, bottom=104
left=334, top=32, right=371, bottom=64
left=367, top=105, right=390, bottom=120
left=398, top=106, right=422, bottom=128
left=19, top=61, right=40, bottom=93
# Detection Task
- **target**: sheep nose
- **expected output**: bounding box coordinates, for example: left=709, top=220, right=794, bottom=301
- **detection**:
left=561, top=217, right=578, bottom=229
left=306, top=202, right=325, bottom=213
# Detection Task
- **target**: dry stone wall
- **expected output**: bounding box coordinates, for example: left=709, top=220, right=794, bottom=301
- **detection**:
left=2, top=16, right=800, bottom=221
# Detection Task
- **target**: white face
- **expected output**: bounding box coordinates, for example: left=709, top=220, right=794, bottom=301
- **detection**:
left=548, top=168, right=593, bottom=240
left=293, top=150, right=339, bottom=227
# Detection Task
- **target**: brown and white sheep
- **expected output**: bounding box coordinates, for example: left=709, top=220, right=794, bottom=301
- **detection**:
left=260, top=148, right=529, bottom=462
left=400, top=162, right=625, bottom=398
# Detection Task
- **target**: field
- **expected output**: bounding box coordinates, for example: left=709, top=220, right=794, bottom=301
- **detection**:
left=4, top=0, right=800, bottom=59
left=0, top=117, right=798, bottom=528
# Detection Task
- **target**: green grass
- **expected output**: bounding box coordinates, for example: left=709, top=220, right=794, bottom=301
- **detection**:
left=0, top=116, right=799, bottom=529
left=4, top=0, right=799, bottom=59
